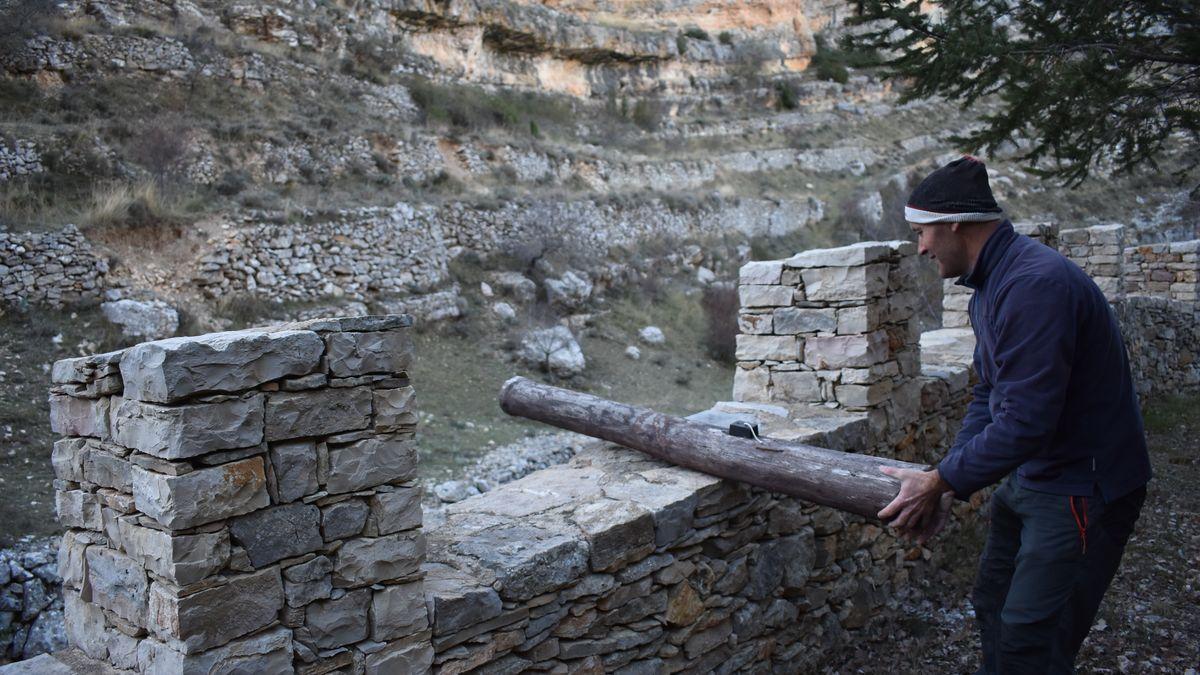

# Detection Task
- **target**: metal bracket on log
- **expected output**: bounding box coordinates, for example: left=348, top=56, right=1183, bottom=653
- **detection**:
left=499, top=376, right=920, bottom=520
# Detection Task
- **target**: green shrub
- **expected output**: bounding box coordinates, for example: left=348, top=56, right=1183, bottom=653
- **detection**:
left=775, top=81, right=798, bottom=110
left=809, top=34, right=880, bottom=84
left=676, top=34, right=688, bottom=55
left=683, top=27, right=710, bottom=41
left=631, top=99, right=663, bottom=132
left=718, top=31, right=734, bottom=46
left=407, top=77, right=572, bottom=135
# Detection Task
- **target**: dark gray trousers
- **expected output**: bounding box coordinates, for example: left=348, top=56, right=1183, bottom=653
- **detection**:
left=972, top=475, right=1146, bottom=674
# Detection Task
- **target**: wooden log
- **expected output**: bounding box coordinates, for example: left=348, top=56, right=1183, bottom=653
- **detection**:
left=499, top=376, right=921, bottom=519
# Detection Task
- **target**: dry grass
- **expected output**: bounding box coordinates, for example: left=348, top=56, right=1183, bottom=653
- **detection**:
left=81, top=180, right=182, bottom=230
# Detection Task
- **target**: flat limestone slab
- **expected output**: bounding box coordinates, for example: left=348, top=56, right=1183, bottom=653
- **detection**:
left=120, top=329, right=324, bottom=403
left=0, top=650, right=131, bottom=674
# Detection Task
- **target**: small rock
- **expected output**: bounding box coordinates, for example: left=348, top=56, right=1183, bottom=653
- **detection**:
left=624, top=346, right=641, bottom=360
left=639, top=326, right=665, bottom=345
left=434, top=480, right=479, bottom=504
left=492, top=302, right=517, bottom=323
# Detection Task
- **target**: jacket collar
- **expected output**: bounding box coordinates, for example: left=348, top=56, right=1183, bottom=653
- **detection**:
left=958, top=219, right=1016, bottom=290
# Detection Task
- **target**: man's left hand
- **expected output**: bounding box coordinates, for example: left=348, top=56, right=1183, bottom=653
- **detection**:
left=878, top=466, right=954, bottom=544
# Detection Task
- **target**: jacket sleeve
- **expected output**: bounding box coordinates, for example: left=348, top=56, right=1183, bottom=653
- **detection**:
left=937, top=275, right=1077, bottom=498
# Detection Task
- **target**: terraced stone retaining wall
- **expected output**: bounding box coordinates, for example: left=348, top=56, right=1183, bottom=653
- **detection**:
left=0, top=227, right=111, bottom=307
left=47, top=315, right=428, bottom=673
left=192, top=196, right=823, bottom=302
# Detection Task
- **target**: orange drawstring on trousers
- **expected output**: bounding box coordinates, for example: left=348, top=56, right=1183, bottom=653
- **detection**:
left=1069, top=496, right=1089, bottom=554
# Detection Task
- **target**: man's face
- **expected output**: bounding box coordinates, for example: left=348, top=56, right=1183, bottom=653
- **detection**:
left=910, top=222, right=970, bottom=278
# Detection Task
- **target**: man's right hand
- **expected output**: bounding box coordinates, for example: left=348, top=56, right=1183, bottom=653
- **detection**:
left=913, top=491, right=955, bottom=545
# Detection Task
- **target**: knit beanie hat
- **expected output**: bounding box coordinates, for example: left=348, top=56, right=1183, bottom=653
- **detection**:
left=905, top=156, right=1004, bottom=223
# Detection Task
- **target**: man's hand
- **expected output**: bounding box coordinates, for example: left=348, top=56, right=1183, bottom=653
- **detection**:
left=878, top=466, right=954, bottom=545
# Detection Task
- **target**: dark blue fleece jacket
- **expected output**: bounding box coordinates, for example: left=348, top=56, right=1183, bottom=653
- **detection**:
left=937, top=221, right=1152, bottom=503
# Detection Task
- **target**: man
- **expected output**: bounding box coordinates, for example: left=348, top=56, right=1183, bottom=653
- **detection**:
left=877, top=157, right=1152, bottom=674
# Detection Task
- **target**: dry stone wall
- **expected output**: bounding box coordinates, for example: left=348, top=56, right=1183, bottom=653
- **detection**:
left=1116, top=296, right=1200, bottom=399
left=1123, top=239, right=1200, bottom=303
left=412, top=240, right=979, bottom=674
left=0, top=538, right=67, bottom=662
left=0, top=227, right=112, bottom=307
left=1060, top=224, right=1126, bottom=300
left=193, top=196, right=824, bottom=302
left=46, top=315, right=430, bottom=673
left=0, top=140, right=43, bottom=183
left=944, top=222, right=1199, bottom=398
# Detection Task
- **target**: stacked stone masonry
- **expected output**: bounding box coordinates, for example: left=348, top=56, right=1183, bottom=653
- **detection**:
left=0, top=227, right=111, bottom=307
left=192, top=197, right=823, bottom=302
left=733, top=240, right=926, bottom=430
left=0, top=139, right=43, bottom=183
left=46, top=315, right=430, bottom=674
left=1060, top=224, right=1126, bottom=300
left=411, top=239, right=980, bottom=674
left=1123, top=239, right=1200, bottom=303
left=948, top=222, right=1199, bottom=398
left=23, top=231, right=1200, bottom=674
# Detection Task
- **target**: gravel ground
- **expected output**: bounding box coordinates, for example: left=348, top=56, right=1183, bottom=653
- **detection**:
left=828, top=394, right=1200, bottom=674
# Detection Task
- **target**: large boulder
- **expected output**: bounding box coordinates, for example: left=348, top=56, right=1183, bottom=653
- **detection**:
left=517, top=326, right=586, bottom=378
left=101, top=300, right=178, bottom=340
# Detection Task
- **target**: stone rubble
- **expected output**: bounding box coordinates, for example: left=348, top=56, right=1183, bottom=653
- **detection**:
left=0, top=538, right=66, bottom=662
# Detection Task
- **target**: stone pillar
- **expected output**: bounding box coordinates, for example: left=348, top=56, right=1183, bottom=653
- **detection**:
left=1124, top=240, right=1200, bottom=303
left=1060, top=223, right=1125, bottom=300
left=734, top=240, right=923, bottom=437
left=49, top=316, right=432, bottom=674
